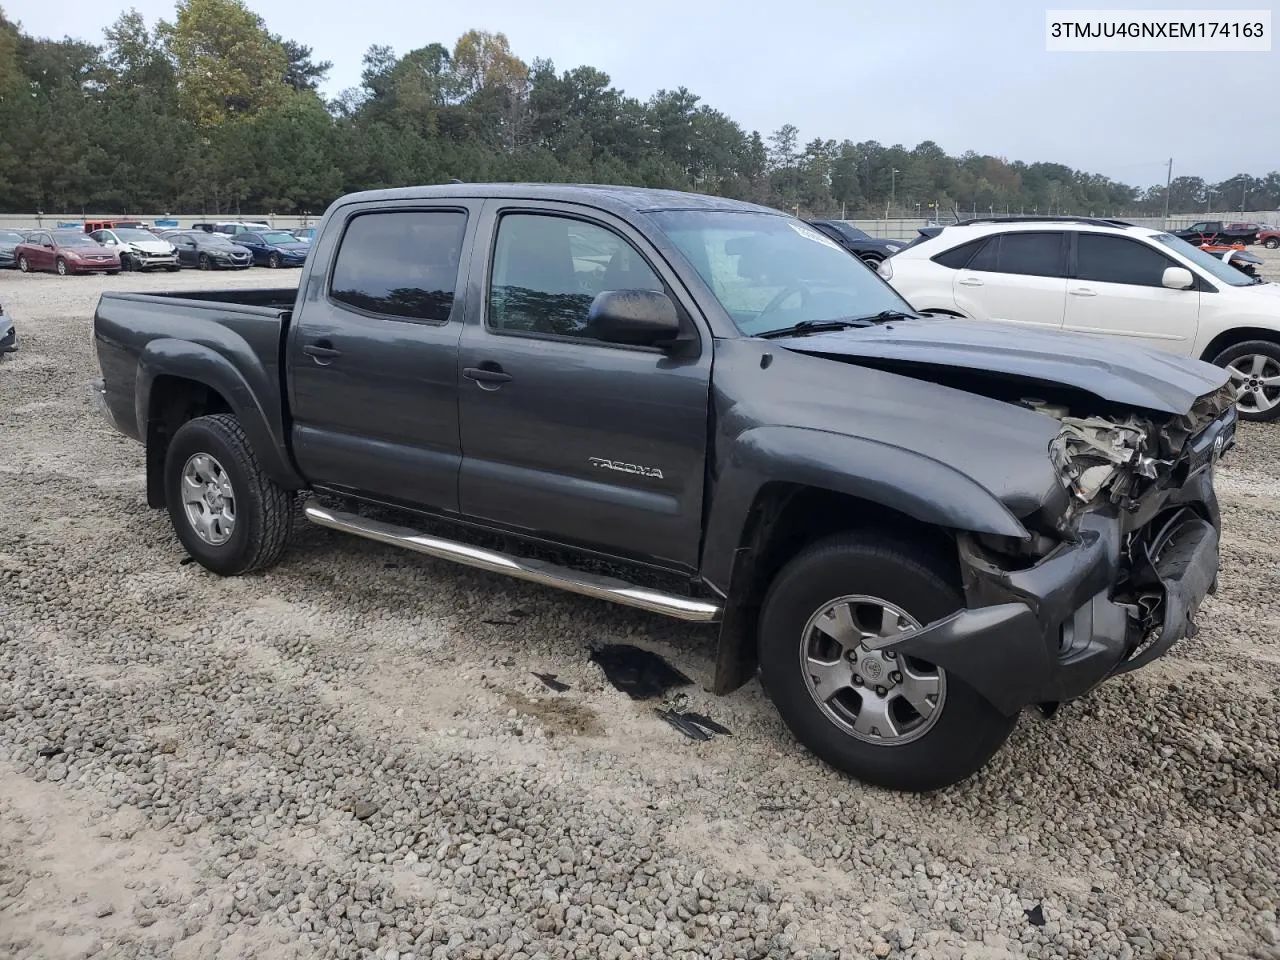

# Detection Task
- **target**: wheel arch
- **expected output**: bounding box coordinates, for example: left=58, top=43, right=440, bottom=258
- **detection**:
left=1198, top=326, right=1280, bottom=364
left=137, top=340, right=303, bottom=507
left=703, top=427, right=1030, bottom=695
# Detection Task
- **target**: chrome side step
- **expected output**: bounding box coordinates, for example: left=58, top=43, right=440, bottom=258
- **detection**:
left=303, top=502, right=722, bottom=623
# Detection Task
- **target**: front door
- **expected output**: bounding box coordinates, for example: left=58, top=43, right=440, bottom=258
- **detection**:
left=1062, top=232, right=1200, bottom=354
left=286, top=201, right=480, bottom=512
left=951, top=230, right=1068, bottom=328
left=456, top=203, right=712, bottom=571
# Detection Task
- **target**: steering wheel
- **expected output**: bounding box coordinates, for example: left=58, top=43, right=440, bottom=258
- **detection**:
left=754, top=284, right=811, bottom=326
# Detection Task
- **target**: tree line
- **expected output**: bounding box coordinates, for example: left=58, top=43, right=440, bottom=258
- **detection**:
left=1, top=0, right=1277, bottom=219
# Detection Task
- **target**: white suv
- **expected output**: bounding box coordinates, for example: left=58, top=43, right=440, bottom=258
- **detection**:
left=880, top=217, right=1280, bottom=420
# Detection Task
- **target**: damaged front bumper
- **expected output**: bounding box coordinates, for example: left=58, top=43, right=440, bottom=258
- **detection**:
left=874, top=408, right=1234, bottom=717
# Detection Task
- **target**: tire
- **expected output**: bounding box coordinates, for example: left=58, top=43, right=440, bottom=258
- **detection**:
left=859, top=253, right=884, bottom=270
left=757, top=532, right=1017, bottom=792
left=268, top=252, right=280, bottom=269
left=167, top=265, right=180, bottom=272
left=1265, top=238, right=1279, bottom=250
left=1210, top=340, right=1280, bottom=422
left=198, top=253, right=211, bottom=271
left=164, top=414, right=293, bottom=576
left=55, top=258, right=67, bottom=276
left=17, top=255, right=29, bottom=273
left=107, top=270, right=120, bottom=276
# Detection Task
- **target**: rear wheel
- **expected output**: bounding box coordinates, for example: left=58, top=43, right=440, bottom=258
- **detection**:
left=1212, top=340, right=1280, bottom=422
left=758, top=532, right=1017, bottom=792
left=164, top=414, right=293, bottom=575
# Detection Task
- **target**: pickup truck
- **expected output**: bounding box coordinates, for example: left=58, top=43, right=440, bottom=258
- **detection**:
left=91, top=184, right=1239, bottom=792
left=1173, top=220, right=1259, bottom=246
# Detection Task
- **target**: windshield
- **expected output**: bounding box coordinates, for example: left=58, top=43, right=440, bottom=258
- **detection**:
left=114, top=228, right=154, bottom=242
left=650, top=210, right=914, bottom=336
left=52, top=232, right=101, bottom=247
left=1151, top=233, right=1258, bottom=287
left=261, top=231, right=296, bottom=245
left=0, top=230, right=23, bottom=243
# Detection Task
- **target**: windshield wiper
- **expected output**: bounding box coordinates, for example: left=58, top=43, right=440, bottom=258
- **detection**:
left=758, top=309, right=918, bottom=339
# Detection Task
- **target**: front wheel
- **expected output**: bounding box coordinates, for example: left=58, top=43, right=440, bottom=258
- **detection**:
left=55, top=258, right=67, bottom=276
left=17, top=255, right=29, bottom=273
left=1212, top=340, right=1280, bottom=422
left=758, top=532, right=1017, bottom=792
left=164, top=414, right=294, bottom=575
left=268, top=252, right=280, bottom=269
left=1265, top=237, right=1279, bottom=250
left=198, top=254, right=211, bottom=270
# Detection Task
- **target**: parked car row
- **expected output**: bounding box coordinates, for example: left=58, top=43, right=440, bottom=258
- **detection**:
left=0, top=220, right=316, bottom=275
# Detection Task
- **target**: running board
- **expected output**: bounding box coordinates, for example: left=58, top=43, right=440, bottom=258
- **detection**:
left=303, top=502, right=722, bottom=623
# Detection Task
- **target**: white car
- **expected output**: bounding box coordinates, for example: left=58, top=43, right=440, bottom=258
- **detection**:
left=89, top=227, right=180, bottom=272
left=880, top=217, right=1280, bottom=420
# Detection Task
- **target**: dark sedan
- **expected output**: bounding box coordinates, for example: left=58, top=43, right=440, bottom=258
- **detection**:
left=807, top=219, right=912, bottom=268
left=231, top=230, right=310, bottom=268
left=163, top=231, right=253, bottom=270
left=0, top=229, right=26, bottom=268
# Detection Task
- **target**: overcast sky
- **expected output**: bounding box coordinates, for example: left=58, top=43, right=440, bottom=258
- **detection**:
left=8, top=0, right=1278, bottom=186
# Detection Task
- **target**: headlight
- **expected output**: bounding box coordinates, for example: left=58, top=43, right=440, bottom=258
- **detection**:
left=1049, top=416, right=1154, bottom=505
left=885, top=244, right=902, bottom=253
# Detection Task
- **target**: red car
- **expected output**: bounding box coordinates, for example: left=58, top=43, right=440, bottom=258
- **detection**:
left=15, top=229, right=121, bottom=276
left=1259, top=227, right=1280, bottom=250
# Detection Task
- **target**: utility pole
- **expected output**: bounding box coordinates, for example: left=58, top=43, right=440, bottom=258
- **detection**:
left=1206, top=188, right=1213, bottom=213
left=1241, top=178, right=1247, bottom=213
left=886, top=167, right=899, bottom=221
left=1162, top=157, right=1172, bottom=229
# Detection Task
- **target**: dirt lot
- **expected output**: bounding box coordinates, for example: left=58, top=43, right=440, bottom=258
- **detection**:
left=1, top=261, right=1278, bottom=960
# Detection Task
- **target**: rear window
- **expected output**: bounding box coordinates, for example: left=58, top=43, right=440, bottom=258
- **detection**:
left=329, top=210, right=468, bottom=322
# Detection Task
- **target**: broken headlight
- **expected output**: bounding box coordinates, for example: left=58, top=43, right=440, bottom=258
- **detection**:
left=1049, top=416, right=1159, bottom=506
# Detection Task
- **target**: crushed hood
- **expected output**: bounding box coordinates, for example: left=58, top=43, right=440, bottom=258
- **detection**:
left=777, top=316, right=1230, bottom=415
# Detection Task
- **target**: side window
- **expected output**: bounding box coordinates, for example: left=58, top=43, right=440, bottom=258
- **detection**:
left=239, top=233, right=261, bottom=244
left=993, top=232, right=1065, bottom=277
left=1075, top=234, right=1177, bottom=288
left=330, top=209, right=467, bottom=322
left=1188, top=222, right=1208, bottom=233
left=488, top=213, right=664, bottom=340
left=932, top=237, right=989, bottom=269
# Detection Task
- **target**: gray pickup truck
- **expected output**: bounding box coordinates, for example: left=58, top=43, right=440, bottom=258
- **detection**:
left=92, top=184, right=1238, bottom=791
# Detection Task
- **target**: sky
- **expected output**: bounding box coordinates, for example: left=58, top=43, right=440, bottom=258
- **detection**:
left=7, top=0, right=1278, bottom=188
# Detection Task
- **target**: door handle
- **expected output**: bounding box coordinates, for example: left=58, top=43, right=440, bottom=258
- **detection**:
left=958, top=276, right=984, bottom=287
left=1069, top=287, right=1097, bottom=297
left=303, top=341, right=341, bottom=364
left=463, top=365, right=512, bottom=385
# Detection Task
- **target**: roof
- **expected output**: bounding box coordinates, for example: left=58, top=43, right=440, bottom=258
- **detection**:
left=332, top=182, right=784, bottom=217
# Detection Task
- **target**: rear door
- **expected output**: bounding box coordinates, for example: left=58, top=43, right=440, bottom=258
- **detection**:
left=454, top=201, right=712, bottom=571
left=286, top=200, right=480, bottom=512
left=952, top=231, right=1069, bottom=328
left=1062, top=232, right=1200, bottom=353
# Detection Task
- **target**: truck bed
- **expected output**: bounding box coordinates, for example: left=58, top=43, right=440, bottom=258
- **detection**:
left=92, top=288, right=297, bottom=450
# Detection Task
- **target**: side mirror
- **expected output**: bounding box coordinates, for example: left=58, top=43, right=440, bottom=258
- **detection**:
left=1162, top=266, right=1194, bottom=290
left=586, top=289, right=681, bottom=348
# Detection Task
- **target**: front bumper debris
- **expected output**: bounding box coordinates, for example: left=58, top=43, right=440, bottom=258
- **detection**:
left=872, top=409, right=1233, bottom=717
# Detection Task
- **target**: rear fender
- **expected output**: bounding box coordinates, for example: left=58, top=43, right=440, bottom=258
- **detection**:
left=136, top=338, right=303, bottom=491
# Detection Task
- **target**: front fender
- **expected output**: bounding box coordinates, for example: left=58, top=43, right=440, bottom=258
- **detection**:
left=700, top=425, right=1029, bottom=593
left=136, top=338, right=303, bottom=489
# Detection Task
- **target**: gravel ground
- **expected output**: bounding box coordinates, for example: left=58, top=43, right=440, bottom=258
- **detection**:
left=1, top=260, right=1279, bottom=960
